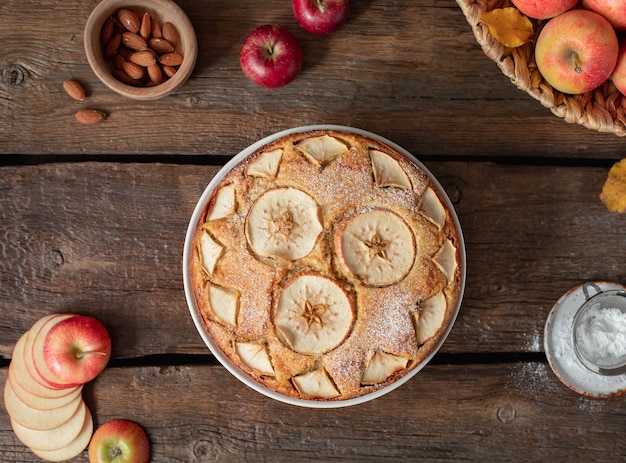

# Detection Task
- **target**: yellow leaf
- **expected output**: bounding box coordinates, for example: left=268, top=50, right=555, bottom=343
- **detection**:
left=480, top=7, right=535, bottom=48
left=600, top=158, right=626, bottom=213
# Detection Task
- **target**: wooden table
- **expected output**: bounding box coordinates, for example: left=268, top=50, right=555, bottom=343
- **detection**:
left=2, top=0, right=625, bottom=461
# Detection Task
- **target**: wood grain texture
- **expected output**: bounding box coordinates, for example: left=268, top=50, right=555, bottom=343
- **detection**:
left=1, top=363, right=624, bottom=462
left=1, top=0, right=626, bottom=157
left=1, top=162, right=624, bottom=359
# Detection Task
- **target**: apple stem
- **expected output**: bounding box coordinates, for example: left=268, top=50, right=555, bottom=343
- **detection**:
left=74, top=350, right=108, bottom=359
left=572, top=52, right=582, bottom=74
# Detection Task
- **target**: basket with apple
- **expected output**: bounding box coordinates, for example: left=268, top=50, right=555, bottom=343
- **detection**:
left=456, top=0, right=626, bottom=136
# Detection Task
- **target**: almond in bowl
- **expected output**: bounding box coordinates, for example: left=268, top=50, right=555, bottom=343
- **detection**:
left=84, top=0, right=197, bottom=100
left=183, top=126, right=466, bottom=407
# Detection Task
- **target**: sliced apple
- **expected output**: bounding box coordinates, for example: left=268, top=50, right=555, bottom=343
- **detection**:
left=335, top=208, right=416, bottom=286
left=10, top=400, right=88, bottom=452
left=432, top=239, right=458, bottom=284
left=30, top=314, right=82, bottom=390
left=8, top=364, right=82, bottom=411
left=413, top=291, right=448, bottom=345
left=234, top=341, right=275, bottom=376
left=31, top=407, right=93, bottom=462
left=292, top=367, right=340, bottom=399
left=419, top=187, right=446, bottom=229
left=245, top=187, right=322, bottom=262
left=246, top=148, right=283, bottom=178
left=4, top=379, right=82, bottom=431
left=11, top=332, right=78, bottom=400
left=275, top=273, right=354, bottom=355
left=207, top=283, right=240, bottom=328
left=207, top=183, right=237, bottom=221
left=361, top=350, right=410, bottom=385
left=198, top=230, right=224, bottom=276
left=369, top=149, right=412, bottom=189
left=295, top=134, right=349, bottom=168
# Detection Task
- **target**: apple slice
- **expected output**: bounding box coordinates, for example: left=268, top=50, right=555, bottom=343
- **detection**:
left=275, top=273, right=354, bottom=355
left=10, top=400, right=88, bottom=452
left=246, top=149, right=283, bottom=179
left=292, top=367, right=340, bottom=399
left=207, top=283, right=240, bottom=328
left=11, top=332, right=78, bottom=400
left=3, top=379, right=82, bottom=431
left=361, top=350, right=410, bottom=385
left=334, top=208, right=416, bottom=286
left=31, top=314, right=83, bottom=390
left=419, top=187, right=446, bottom=229
left=413, top=291, right=448, bottom=345
left=245, top=187, right=323, bottom=262
left=369, top=149, right=412, bottom=189
left=31, top=407, right=93, bottom=462
left=207, top=183, right=237, bottom=221
left=295, top=134, right=349, bottom=168
left=234, top=341, right=275, bottom=376
left=8, top=364, right=82, bottom=411
left=198, top=230, right=224, bottom=276
left=432, top=239, right=458, bottom=284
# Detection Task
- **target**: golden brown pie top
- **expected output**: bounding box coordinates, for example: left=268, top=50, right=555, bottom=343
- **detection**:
left=189, top=129, right=462, bottom=402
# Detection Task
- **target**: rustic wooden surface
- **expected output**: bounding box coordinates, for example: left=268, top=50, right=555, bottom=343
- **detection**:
left=1, top=0, right=625, bottom=461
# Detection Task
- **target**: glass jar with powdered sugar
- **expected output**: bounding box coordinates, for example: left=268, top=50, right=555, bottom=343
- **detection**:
left=572, top=282, right=626, bottom=376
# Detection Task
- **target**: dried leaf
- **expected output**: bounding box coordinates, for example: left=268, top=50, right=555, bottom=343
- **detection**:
left=480, top=7, right=535, bottom=48
left=600, top=158, right=626, bottom=213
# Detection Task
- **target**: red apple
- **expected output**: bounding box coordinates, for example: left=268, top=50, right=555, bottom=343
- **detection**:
left=535, top=9, right=618, bottom=95
left=89, top=419, right=150, bottom=463
left=43, top=315, right=111, bottom=385
left=581, top=0, right=626, bottom=31
left=240, top=25, right=303, bottom=88
left=292, top=0, right=349, bottom=35
left=611, top=39, right=626, bottom=95
left=511, top=0, right=578, bottom=19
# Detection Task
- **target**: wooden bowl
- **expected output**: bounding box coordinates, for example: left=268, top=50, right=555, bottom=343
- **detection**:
left=84, top=0, right=197, bottom=100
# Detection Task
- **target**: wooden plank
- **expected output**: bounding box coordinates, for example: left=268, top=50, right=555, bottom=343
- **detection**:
left=0, top=363, right=624, bottom=462
left=1, top=0, right=625, bottom=156
left=1, top=161, right=624, bottom=359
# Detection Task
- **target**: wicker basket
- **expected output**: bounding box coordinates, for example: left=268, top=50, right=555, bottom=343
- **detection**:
left=456, top=0, right=626, bottom=136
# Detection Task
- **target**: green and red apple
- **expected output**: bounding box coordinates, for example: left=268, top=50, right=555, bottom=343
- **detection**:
left=581, top=0, right=626, bottom=31
left=535, top=9, right=619, bottom=95
left=511, top=0, right=578, bottom=19
left=89, top=419, right=150, bottom=463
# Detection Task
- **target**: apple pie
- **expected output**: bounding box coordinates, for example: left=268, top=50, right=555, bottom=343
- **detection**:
left=188, top=128, right=463, bottom=402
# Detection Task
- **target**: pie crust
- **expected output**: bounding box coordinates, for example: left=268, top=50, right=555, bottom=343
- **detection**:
left=188, top=128, right=463, bottom=402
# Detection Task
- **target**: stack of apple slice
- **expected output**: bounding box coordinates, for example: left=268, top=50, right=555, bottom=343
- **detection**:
left=3, top=313, right=111, bottom=462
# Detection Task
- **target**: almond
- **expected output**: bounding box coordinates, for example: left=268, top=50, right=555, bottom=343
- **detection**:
left=129, top=49, right=156, bottom=67
left=122, top=61, right=145, bottom=80
left=151, top=17, right=162, bottom=39
left=75, top=109, right=106, bottom=125
left=161, top=22, right=178, bottom=46
left=113, top=54, right=126, bottom=70
left=147, top=63, right=163, bottom=85
left=100, top=17, right=115, bottom=44
left=117, top=8, right=140, bottom=33
left=162, top=64, right=178, bottom=78
left=140, top=12, right=151, bottom=40
left=121, top=31, right=147, bottom=51
left=148, top=38, right=175, bottom=54
left=63, top=80, right=86, bottom=101
left=113, top=69, right=143, bottom=87
left=159, top=52, right=183, bottom=66
left=104, top=32, right=121, bottom=58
